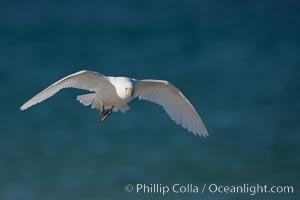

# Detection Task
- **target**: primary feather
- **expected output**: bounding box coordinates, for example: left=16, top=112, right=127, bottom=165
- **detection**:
left=136, top=80, right=208, bottom=136
left=20, top=70, right=113, bottom=110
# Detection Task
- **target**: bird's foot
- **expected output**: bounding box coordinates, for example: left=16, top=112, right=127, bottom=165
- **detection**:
left=100, top=106, right=114, bottom=122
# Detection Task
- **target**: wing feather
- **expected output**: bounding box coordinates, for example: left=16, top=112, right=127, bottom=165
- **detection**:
left=20, top=70, right=114, bottom=110
left=136, top=80, right=208, bottom=136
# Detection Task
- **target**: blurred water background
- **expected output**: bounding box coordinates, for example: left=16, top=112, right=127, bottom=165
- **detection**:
left=0, top=0, right=299, bottom=199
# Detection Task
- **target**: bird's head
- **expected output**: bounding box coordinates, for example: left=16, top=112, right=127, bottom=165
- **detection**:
left=114, top=77, right=136, bottom=99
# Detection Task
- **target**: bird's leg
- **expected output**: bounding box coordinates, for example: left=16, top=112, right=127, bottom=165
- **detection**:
left=100, top=103, right=104, bottom=117
left=100, top=105, right=114, bottom=122
left=100, top=103, right=106, bottom=122
left=106, top=106, right=114, bottom=116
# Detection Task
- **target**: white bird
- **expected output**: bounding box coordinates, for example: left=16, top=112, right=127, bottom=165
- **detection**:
left=20, top=70, right=208, bottom=136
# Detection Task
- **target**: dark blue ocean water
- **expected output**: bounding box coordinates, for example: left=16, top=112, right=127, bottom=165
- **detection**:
left=0, top=0, right=299, bottom=199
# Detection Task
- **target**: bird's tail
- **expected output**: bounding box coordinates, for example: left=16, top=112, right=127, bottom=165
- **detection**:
left=76, top=93, right=98, bottom=108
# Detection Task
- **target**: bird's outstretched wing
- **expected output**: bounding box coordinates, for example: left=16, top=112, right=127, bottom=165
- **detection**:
left=20, top=70, right=114, bottom=110
left=135, top=80, right=208, bottom=136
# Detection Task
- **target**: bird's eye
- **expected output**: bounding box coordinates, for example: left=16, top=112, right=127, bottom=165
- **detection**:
left=125, top=87, right=128, bottom=90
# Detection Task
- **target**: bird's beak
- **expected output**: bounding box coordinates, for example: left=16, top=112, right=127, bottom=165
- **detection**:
left=128, top=89, right=134, bottom=97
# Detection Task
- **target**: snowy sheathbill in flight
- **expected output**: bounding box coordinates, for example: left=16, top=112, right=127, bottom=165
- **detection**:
left=20, top=70, right=208, bottom=136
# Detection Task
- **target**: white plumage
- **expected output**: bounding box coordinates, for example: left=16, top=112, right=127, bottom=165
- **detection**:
left=21, top=70, right=208, bottom=136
